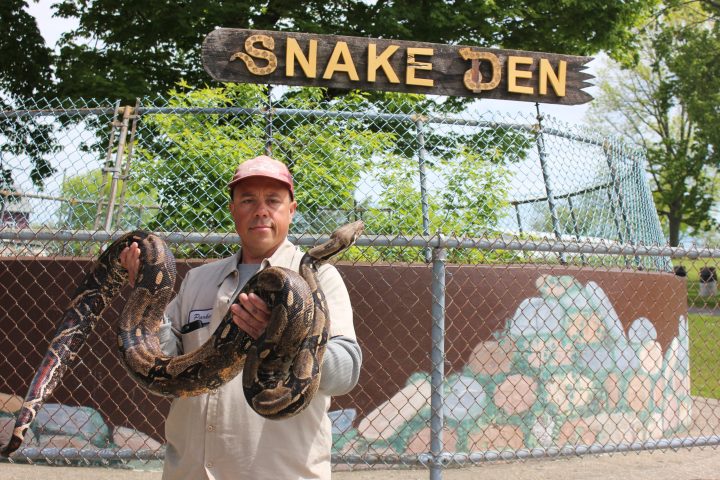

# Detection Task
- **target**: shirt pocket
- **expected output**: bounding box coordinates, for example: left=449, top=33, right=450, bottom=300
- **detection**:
left=181, top=326, right=210, bottom=353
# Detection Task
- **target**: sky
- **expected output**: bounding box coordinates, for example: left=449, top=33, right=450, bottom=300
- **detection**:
left=24, top=0, right=599, bottom=126
left=25, top=0, right=76, bottom=51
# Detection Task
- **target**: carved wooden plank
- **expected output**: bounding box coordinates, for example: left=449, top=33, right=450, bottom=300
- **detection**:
left=202, top=29, right=594, bottom=105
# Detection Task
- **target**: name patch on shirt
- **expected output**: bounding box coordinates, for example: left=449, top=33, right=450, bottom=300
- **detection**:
left=188, top=309, right=212, bottom=326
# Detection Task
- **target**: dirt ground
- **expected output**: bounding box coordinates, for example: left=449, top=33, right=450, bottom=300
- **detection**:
left=2, top=447, right=720, bottom=480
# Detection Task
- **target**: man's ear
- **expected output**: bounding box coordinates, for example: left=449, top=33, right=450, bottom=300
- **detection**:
left=289, top=200, right=297, bottom=218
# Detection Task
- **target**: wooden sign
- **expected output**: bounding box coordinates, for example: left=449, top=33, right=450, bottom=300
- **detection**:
left=202, top=29, right=594, bottom=105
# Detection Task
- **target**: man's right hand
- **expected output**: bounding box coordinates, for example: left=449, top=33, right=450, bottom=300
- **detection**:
left=231, top=293, right=271, bottom=339
left=118, top=242, right=141, bottom=287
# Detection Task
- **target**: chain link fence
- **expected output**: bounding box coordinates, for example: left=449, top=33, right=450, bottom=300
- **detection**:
left=1, top=90, right=719, bottom=477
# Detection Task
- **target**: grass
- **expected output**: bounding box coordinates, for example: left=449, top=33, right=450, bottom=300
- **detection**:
left=689, top=313, right=720, bottom=398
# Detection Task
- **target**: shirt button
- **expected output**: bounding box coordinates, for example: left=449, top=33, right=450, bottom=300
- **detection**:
left=207, top=425, right=215, bottom=432
left=207, top=462, right=213, bottom=468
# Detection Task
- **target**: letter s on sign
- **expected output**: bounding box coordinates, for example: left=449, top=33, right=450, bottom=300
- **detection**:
left=229, top=34, right=278, bottom=75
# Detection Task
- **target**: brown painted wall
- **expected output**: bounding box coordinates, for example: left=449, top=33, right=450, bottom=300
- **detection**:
left=0, top=258, right=686, bottom=442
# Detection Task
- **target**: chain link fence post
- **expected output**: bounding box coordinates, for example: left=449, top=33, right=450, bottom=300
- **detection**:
left=566, top=195, right=588, bottom=265
left=534, top=104, right=565, bottom=264
left=264, top=85, right=274, bottom=156
left=603, top=139, right=638, bottom=267
left=415, top=117, right=432, bottom=264
left=430, top=239, right=447, bottom=480
left=93, top=101, right=122, bottom=230
left=113, top=99, right=141, bottom=229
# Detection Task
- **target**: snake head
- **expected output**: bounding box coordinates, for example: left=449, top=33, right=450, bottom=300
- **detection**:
left=335, top=220, right=364, bottom=242
left=307, top=221, right=364, bottom=262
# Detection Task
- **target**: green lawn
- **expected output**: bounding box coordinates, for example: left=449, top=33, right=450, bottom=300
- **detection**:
left=689, top=313, right=720, bottom=398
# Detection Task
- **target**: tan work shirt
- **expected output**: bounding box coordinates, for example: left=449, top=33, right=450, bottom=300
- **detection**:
left=161, top=239, right=355, bottom=480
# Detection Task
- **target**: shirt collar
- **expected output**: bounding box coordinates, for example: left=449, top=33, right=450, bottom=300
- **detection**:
left=217, top=239, right=297, bottom=286
left=262, top=238, right=297, bottom=268
left=216, top=249, right=243, bottom=287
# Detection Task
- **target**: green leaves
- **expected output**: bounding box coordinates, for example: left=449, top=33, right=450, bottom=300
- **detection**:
left=117, top=83, right=528, bottom=262
left=587, top=4, right=719, bottom=246
left=47, top=0, right=660, bottom=102
left=0, top=2, right=57, bottom=188
left=0, top=1, right=53, bottom=97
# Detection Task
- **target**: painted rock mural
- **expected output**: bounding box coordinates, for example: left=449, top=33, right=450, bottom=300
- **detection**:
left=1, top=272, right=690, bottom=459
left=334, top=274, right=692, bottom=456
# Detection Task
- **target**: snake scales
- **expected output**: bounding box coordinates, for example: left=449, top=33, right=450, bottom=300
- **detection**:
left=1, top=220, right=364, bottom=457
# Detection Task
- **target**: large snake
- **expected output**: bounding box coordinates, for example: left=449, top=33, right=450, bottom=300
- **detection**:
left=1, top=220, right=364, bottom=457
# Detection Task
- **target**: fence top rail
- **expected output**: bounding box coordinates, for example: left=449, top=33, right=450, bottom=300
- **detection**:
left=2, top=103, right=529, bottom=126
left=2, top=227, right=718, bottom=259
left=0, top=106, right=118, bottom=119
left=0, top=103, right=641, bottom=153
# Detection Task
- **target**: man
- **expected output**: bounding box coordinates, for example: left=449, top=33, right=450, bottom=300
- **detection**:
left=120, top=155, right=362, bottom=479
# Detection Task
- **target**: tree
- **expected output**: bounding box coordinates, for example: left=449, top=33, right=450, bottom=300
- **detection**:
left=56, top=167, right=155, bottom=255
left=0, top=1, right=52, bottom=100
left=663, top=1, right=720, bottom=159
left=587, top=5, right=719, bottom=246
left=121, top=82, right=525, bottom=261
left=59, top=168, right=155, bottom=230
left=4, top=0, right=660, bottom=197
left=0, top=1, right=56, bottom=192
left=131, top=83, right=395, bottom=257
left=362, top=144, right=513, bottom=263
left=49, top=0, right=660, bottom=102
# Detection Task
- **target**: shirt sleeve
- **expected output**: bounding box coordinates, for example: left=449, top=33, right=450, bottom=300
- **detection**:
left=319, top=335, right=362, bottom=395
left=316, top=264, right=362, bottom=395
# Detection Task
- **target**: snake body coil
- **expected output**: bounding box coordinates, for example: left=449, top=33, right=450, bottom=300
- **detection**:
left=1, top=221, right=363, bottom=456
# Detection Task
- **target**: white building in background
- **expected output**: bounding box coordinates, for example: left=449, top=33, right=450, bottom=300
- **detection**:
left=0, top=191, right=49, bottom=256
left=1, top=191, right=33, bottom=229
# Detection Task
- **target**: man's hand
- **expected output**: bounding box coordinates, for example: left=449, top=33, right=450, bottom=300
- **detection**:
left=119, top=242, right=141, bottom=287
left=231, top=293, right=271, bottom=339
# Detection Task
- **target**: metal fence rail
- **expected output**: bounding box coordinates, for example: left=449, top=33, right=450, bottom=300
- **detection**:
left=1, top=93, right=718, bottom=478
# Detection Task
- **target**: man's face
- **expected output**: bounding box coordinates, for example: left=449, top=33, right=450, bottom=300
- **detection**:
left=229, top=176, right=296, bottom=263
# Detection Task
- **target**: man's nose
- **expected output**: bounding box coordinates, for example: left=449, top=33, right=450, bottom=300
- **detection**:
left=254, top=200, right=270, bottom=216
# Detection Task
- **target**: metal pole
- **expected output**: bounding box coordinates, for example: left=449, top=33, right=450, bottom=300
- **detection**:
left=429, top=242, right=447, bottom=480
left=566, top=196, right=587, bottom=265
left=2, top=228, right=717, bottom=258
left=534, top=104, right=565, bottom=264
left=13, top=433, right=720, bottom=464
left=264, top=85, right=273, bottom=156
left=602, top=140, right=639, bottom=267
left=415, top=118, right=432, bottom=263
left=0, top=180, right=6, bottom=226
left=93, top=100, right=121, bottom=230
left=114, top=98, right=141, bottom=229
left=514, top=202, right=523, bottom=234
left=103, top=106, right=132, bottom=231
left=633, top=149, right=670, bottom=270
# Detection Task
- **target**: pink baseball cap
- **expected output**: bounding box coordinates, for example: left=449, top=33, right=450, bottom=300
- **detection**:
left=227, top=155, right=294, bottom=199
